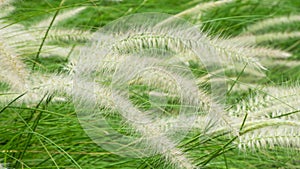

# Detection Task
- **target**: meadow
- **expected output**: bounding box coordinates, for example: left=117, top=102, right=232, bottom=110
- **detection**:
left=0, top=0, right=300, bottom=168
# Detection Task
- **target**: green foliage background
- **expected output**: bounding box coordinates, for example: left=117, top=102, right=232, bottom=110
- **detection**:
left=1, top=0, right=300, bottom=168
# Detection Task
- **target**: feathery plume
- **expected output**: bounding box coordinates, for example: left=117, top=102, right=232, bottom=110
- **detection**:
left=228, top=85, right=300, bottom=121
left=33, top=7, right=87, bottom=29
left=237, top=121, right=300, bottom=150
left=0, top=0, right=15, bottom=17
left=246, top=15, right=300, bottom=33
left=160, top=0, right=235, bottom=25
left=73, top=78, right=198, bottom=168
left=46, top=28, right=92, bottom=42
left=229, top=32, right=300, bottom=45
left=0, top=42, right=29, bottom=92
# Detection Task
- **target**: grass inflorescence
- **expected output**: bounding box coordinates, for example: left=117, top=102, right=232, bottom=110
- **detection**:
left=0, top=0, right=299, bottom=168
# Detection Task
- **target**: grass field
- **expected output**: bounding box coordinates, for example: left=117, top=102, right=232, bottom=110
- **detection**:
left=0, top=0, right=300, bottom=168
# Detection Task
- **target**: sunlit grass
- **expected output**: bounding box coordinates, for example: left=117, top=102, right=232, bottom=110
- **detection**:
left=0, top=0, right=299, bottom=168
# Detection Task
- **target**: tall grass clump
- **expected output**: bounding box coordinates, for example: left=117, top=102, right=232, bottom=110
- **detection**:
left=0, top=0, right=299, bottom=168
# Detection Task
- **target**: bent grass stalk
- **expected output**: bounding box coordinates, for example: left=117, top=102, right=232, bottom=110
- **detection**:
left=1, top=1, right=300, bottom=168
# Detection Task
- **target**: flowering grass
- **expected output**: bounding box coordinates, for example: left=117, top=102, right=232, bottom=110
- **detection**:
left=0, top=0, right=300, bottom=168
